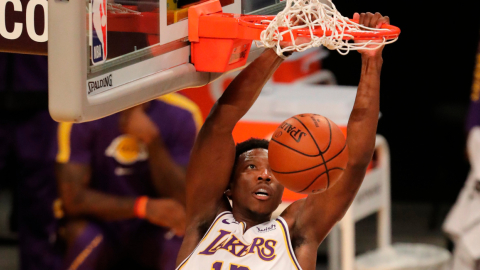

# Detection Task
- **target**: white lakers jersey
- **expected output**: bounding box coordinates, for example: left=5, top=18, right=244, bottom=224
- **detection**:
left=177, top=211, right=302, bottom=270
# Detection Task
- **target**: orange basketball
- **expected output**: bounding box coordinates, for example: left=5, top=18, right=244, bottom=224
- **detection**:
left=268, top=113, right=348, bottom=194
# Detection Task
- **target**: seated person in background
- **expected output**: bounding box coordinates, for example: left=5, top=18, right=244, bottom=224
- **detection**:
left=55, top=93, right=201, bottom=270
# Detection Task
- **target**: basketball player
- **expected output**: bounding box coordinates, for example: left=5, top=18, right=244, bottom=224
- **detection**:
left=175, top=12, right=389, bottom=270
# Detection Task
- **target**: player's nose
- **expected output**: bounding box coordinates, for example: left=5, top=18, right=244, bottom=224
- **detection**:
left=257, top=168, right=272, bottom=182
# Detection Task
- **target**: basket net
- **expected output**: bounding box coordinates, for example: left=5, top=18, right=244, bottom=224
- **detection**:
left=257, top=0, right=398, bottom=57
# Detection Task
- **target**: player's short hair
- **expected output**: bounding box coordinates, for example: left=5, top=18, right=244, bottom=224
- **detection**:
left=230, top=138, right=269, bottom=182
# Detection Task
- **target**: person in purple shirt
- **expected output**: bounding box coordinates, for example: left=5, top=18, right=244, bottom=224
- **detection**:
left=0, top=53, right=61, bottom=270
left=55, top=93, right=201, bottom=270
left=443, top=35, right=480, bottom=269
left=466, top=39, right=480, bottom=133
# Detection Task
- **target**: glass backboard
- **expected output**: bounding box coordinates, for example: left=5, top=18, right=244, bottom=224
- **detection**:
left=48, top=0, right=286, bottom=122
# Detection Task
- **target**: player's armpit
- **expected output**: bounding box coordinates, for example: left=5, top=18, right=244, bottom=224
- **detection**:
left=278, top=172, right=363, bottom=252
left=294, top=166, right=368, bottom=244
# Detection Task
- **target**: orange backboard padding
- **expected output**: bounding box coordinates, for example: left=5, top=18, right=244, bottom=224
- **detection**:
left=192, top=38, right=252, bottom=72
left=188, top=0, right=223, bottom=42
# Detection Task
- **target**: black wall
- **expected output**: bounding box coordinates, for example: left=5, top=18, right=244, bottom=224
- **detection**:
left=323, top=1, right=480, bottom=202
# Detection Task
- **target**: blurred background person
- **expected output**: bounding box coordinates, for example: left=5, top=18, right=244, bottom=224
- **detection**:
left=55, top=95, right=201, bottom=270
left=443, top=34, right=480, bottom=270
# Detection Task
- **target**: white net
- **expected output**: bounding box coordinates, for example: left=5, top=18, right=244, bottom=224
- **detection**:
left=257, top=0, right=398, bottom=57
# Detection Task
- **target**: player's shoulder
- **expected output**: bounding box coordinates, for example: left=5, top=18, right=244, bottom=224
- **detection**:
left=153, top=93, right=202, bottom=130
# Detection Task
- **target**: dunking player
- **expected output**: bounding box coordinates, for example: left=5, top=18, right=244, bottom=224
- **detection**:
left=176, top=12, right=389, bottom=270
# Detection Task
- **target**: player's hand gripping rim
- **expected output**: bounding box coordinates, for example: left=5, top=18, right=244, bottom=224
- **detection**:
left=353, top=12, right=390, bottom=57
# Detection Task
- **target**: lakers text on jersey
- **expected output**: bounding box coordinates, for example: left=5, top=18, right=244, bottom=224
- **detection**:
left=177, top=212, right=302, bottom=270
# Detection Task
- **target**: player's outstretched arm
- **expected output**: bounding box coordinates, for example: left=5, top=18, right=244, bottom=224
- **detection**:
left=282, top=12, right=388, bottom=256
left=178, top=49, right=286, bottom=256
left=185, top=49, right=285, bottom=221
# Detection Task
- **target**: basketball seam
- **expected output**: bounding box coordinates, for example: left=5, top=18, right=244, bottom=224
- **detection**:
left=292, top=116, right=321, bottom=154
left=297, top=167, right=345, bottom=193
left=293, top=116, right=330, bottom=189
left=271, top=142, right=347, bottom=174
left=270, top=139, right=324, bottom=157
left=323, top=116, right=333, bottom=153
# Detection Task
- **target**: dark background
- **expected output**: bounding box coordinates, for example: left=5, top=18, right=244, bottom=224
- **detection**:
left=324, top=1, right=480, bottom=203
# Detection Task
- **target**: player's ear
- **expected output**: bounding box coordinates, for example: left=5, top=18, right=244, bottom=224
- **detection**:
left=224, top=189, right=232, bottom=200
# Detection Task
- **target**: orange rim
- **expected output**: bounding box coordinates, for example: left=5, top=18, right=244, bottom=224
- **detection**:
left=238, top=15, right=400, bottom=41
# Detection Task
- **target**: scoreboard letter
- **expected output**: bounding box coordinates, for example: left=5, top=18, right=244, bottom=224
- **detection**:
left=0, top=0, right=23, bottom=40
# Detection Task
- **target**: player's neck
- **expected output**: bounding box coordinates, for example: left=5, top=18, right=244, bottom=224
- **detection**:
left=232, top=207, right=272, bottom=230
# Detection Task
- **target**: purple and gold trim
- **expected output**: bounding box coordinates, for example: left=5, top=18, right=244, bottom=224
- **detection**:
left=67, top=234, right=103, bottom=270
left=176, top=211, right=231, bottom=270
left=276, top=217, right=302, bottom=270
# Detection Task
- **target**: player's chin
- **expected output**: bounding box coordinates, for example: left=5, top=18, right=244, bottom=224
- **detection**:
left=248, top=201, right=278, bottom=216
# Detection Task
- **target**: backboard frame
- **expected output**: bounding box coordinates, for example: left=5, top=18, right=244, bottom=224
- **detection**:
left=48, top=0, right=284, bottom=123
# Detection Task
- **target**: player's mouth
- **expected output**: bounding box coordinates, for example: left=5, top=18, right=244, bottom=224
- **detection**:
left=253, top=187, right=271, bottom=201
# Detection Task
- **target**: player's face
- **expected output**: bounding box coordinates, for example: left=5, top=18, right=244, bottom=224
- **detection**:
left=229, top=148, right=284, bottom=217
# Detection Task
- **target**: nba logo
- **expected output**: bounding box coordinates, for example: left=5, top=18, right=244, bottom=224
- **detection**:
left=90, top=0, right=107, bottom=65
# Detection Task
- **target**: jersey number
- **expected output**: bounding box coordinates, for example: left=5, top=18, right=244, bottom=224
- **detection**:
left=212, top=261, right=249, bottom=270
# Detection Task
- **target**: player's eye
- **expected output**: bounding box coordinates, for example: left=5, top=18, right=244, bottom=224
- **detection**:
left=248, top=164, right=256, bottom=169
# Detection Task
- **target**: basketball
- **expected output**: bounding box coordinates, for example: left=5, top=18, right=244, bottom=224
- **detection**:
left=268, top=113, right=348, bottom=194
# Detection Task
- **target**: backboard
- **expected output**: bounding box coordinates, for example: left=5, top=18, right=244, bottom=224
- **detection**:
left=48, top=0, right=287, bottom=122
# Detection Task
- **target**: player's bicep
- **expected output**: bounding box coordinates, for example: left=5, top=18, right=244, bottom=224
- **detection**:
left=291, top=166, right=366, bottom=244
left=185, top=119, right=235, bottom=222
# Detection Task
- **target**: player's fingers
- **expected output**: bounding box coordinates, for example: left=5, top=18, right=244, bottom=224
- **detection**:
left=372, top=12, right=382, bottom=28
left=353, top=12, right=360, bottom=21
left=359, top=13, right=366, bottom=25
left=383, top=16, right=390, bottom=25
left=363, top=12, right=374, bottom=28
left=375, top=15, right=390, bottom=28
